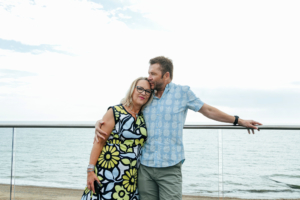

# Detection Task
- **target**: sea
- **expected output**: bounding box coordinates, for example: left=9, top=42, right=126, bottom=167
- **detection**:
left=0, top=127, right=300, bottom=199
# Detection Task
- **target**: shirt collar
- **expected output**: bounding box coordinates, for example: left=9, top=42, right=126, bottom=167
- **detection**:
left=153, top=82, right=173, bottom=99
left=165, top=82, right=173, bottom=92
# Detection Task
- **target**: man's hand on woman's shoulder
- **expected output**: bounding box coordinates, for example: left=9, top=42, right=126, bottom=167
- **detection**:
left=93, top=120, right=108, bottom=143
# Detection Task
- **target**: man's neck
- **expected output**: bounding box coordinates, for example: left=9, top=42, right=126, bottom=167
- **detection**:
left=155, top=80, right=171, bottom=99
left=155, top=90, right=164, bottom=99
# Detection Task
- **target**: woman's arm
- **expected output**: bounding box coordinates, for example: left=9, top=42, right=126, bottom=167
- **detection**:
left=87, top=108, right=115, bottom=193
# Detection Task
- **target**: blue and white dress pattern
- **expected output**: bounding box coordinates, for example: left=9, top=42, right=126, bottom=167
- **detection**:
left=81, top=105, right=148, bottom=200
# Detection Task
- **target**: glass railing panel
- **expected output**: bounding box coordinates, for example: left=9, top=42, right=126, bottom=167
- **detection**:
left=222, top=129, right=300, bottom=199
left=0, top=128, right=13, bottom=199
left=182, top=129, right=219, bottom=198
left=11, top=128, right=95, bottom=199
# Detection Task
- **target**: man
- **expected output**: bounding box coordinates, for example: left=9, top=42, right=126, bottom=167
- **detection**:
left=94, top=56, right=262, bottom=200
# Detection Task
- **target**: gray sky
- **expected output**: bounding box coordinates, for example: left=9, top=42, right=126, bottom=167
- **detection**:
left=0, top=0, right=299, bottom=124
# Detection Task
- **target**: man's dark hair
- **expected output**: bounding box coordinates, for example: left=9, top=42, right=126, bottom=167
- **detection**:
left=149, top=56, right=173, bottom=80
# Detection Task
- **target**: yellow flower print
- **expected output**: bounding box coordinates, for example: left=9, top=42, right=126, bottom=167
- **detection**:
left=110, top=132, right=119, bottom=139
left=121, top=158, right=130, bottom=165
left=98, top=146, right=120, bottom=169
left=115, top=106, right=127, bottom=114
left=136, top=117, right=141, bottom=125
left=136, top=115, right=145, bottom=125
left=122, top=168, right=138, bottom=193
left=124, top=139, right=134, bottom=146
left=113, top=185, right=129, bottom=200
left=115, top=111, right=120, bottom=121
left=108, top=139, right=121, bottom=145
left=140, top=127, right=147, bottom=136
left=134, top=138, right=145, bottom=146
left=141, top=116, right=144, bottom=124
left=84, top=187, right=90, bottom=194
left=83, top=187, right=96, bottom=196
left=120, top=144, right=133, bottom=153
left=112, top=139, right=121, bottom=144
left=97, top=175, right=103, bottom=182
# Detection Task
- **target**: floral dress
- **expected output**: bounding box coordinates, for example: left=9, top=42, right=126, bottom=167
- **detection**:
left=81, top=105, right=148, bottom=200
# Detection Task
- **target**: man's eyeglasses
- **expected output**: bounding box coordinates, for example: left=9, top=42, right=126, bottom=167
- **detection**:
left=136, top=86, right=152, bottom=96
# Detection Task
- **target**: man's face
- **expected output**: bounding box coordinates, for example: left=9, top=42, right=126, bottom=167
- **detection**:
left=148, top=63, right=164, bottom=90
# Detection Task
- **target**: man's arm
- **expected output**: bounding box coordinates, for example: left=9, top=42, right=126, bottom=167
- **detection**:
left=198, top=103, right=262, bottom=133
left=94, top=120, right=108, bottom=143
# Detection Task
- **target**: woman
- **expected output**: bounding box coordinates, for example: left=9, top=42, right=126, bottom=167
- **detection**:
left=81, top=77, right=153, bottom=200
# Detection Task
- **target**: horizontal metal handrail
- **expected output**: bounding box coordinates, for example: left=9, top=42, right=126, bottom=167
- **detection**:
left=2, top=123, right=300, bottom=200
left=0, top=123, right=299, bottom=130
left=184, top=125, right=300, bottom=130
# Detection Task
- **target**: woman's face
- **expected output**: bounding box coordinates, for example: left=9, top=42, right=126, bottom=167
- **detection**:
left=132, top=80, right=151, bottom=107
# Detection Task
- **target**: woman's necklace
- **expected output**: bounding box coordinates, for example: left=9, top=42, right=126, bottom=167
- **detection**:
left=129, top=106, right=139, bottom=117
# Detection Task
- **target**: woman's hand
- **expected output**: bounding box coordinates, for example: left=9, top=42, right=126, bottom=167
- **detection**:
left=87, top=171, right=100, bottom=194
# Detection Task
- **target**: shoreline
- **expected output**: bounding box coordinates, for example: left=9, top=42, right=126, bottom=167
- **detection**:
left=1, top=184, right=299, bottom=200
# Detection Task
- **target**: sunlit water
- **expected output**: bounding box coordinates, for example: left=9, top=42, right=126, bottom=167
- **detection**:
left=0, top=128, right=299, bottom=199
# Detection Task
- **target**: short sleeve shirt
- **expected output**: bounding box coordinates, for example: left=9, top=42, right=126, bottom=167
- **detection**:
left=141, top=82, right=204, bottom=167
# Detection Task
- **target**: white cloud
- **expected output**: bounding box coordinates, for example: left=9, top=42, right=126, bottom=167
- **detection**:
left=0, top=0, right=299, bottom=122
left=0, top=0, right=124, bottom=47
left=118, top=13, right=131, bottom=19
left=126, top=0, right=300, bottom=89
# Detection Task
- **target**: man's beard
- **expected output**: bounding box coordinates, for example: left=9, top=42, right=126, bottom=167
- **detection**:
left=154, top=80, right=164, bottom=91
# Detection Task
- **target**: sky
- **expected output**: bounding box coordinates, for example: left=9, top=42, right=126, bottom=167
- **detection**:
left=0, top=0, right=299, bottom=124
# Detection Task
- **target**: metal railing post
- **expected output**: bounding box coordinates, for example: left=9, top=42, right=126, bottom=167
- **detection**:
left=9, top=127, right=15, bottom=200
left=218, top=129, right=223, bottom=199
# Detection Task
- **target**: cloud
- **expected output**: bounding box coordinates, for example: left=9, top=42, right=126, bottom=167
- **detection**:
left=0, top=81, right=28, bottom=88
left=291, top=82, right=300, bottom=85
left=0, top=0, right=113, bottom=47
left=115, top=8, right=162, bottom=30
left=0, top=69, right=37, bottom=88
left=0, top=38, right=69, bottom=54
left=88, top=0, right=126, bottom=10
left=0, top=0, right=299, bottom=124
left=87, top=0, right=162, bottom=30
left=0, top=69, right=37, bottom=79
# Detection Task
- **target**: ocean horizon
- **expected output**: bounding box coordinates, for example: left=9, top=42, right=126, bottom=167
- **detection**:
left=1, top=127, right=300, bottom=199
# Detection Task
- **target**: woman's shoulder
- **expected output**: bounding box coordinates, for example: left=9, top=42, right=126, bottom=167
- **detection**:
left=108, top=104, right=129, bottom=115
left=108, top=104, right=122, bottom=110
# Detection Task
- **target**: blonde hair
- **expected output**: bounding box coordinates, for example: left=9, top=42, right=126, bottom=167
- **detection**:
left=120, top=77, right=153, bottom=111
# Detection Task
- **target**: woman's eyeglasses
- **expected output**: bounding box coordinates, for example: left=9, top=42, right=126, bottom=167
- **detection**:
left=136, top=86, right=152, bottom=96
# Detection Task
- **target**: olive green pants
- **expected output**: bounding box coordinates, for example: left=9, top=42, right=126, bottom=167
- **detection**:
left=138, top=162, right=182, bottom=200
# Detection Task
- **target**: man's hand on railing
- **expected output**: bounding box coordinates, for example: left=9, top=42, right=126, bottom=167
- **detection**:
left=93, top=120, right=108, bottom=143
left=238, top=119, right=262, bottom=134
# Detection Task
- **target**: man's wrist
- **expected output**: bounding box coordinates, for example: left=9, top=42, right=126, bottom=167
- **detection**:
left=238, top=118, right=243, bottom=125
left=233, top=115, right=239, bottom=126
